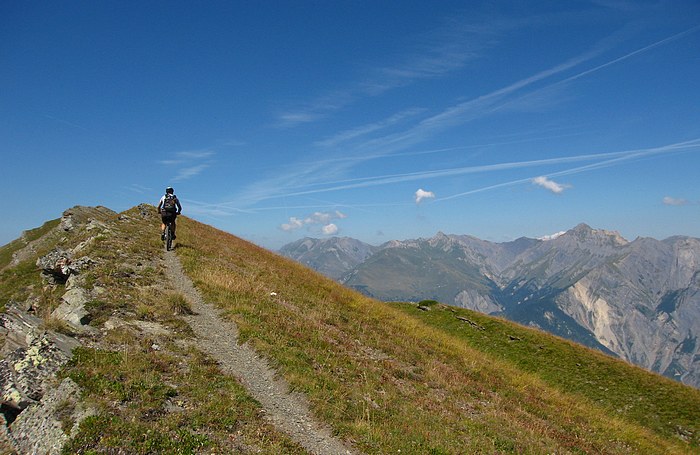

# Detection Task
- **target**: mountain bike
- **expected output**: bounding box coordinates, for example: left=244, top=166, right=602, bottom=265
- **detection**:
left=164, top=220, right=175, bottom=251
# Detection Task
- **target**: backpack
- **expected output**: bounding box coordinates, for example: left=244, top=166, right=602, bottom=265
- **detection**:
left=162, top=194, right=177, bottom=213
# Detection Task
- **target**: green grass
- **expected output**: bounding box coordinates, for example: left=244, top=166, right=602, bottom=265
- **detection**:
left=62, top=343, right=305, bottom=454
left=4, top=207, right=699, bottom=454
left=175, top=217, right=700, bottom=454
left=389, top=302, right=700, bottom=445
left=0, top=218, right=60, bottom=270
left=1, top=206, right=306, bottom=453
left=0, top=218, right=62, bottom=312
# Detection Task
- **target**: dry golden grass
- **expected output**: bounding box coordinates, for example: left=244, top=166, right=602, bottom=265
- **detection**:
left=166, top=292, right=193, bottom=315
left=176, top=217, right=699, bottom=454
left=6, top=206, right=309, bottom=454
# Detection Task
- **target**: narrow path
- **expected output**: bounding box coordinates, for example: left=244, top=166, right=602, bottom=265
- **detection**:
left=164, top=250, right=358, bottom=455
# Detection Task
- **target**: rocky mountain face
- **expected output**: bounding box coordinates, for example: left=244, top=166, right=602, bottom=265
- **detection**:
left=279, top=237, right=379, bottom=279
left=280, top=225, right=700, bottom=388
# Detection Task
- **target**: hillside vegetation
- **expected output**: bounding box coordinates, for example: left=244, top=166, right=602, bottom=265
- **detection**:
left=177, top=217, right=700, bottom=453
left=1, top=206, right=699, bottom=454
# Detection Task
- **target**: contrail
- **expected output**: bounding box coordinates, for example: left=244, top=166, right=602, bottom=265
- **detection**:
left=275, top=139, right=700, bottom=199
left=437, top=139, right=700, bottom=202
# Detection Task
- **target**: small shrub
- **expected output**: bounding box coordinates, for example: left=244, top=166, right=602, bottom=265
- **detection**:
left=166, top=293, right=193, bottom=315
left=136, top=304, right=156, bottom=321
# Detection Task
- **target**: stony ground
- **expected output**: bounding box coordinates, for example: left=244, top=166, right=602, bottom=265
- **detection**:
left=1, top=206, right=359, bottom=454
left=164, top=249, right=358, bottom=455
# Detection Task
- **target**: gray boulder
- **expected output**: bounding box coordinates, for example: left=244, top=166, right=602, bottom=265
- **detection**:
left=51, top=288, right=98, bottom=334
left=5, top=377, right=95, bottom=455
left=36, top=249, right=72, bottom=283
left=0, top=305, right=80, bottom=413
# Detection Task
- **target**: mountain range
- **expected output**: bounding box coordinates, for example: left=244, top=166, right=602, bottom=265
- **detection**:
left=280, top=224, right=700, bottom=388
left=2, top=207, right=700, bottom=452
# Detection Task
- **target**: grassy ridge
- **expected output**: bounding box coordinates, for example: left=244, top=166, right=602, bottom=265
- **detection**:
left=58, top=207, right=305, bottom=453
left=177, top=217, right=699, bottom=454
left=390, top=302, right=700, bottom=445
left=1, top=207, right=305, bottom=454
left=0, top=218, right=60, bottom=269
left=0, top=219, right=62, bottom=313
left=3, top=208, right=698, bottom=453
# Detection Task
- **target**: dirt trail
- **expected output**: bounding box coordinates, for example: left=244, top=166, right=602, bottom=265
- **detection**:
left=164, top=250, right=358, bottom=455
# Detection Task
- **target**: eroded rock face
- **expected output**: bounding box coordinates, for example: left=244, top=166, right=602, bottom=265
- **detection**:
left=5, top=377, right=95, bottom=455
left=0, top=305, right=80, bottom=412
left=36, top=249, right=73, bottom=284
left=0, top=205, right=127, bottom=452
left=36, top=249, right=95, bottom=285
left=51, top=288, right=93, bottom=333
left=60, top=206, right=117, bottom=233
left=0, top=303, right=88, bottom=454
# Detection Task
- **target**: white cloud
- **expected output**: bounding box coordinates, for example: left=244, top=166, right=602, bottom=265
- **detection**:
left=663, top=196, right=688, bottom=206
left=281, top=217, right=304, bottom=231
left=538, top=231, right=566, bottom=241
left=280, top=211, right=347, bottom=233
left=322, top=223, right=339, bottom=235
left=532, top=176, right=570, bottom=194
left=415, top=188, right=436, bottom=204
left=305, top=210, right=347, bottom=225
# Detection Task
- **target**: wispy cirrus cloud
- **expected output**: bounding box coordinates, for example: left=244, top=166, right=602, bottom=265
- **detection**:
left=315, top=108, right=426, bottom=148
left=160, top=149, right=215, bottom=182
left=174, top=164, right=210, bottom=182
left=437, top=139, right=700, bottom=202
left=249, top=48, right=605, bottom=207
left=663, top=196, right=689, bottom=206
left=195, top=138, right=700, bottom=216
left=291, top=139, right=700, bottom=202
left=343, top=26, right=700, bottom=160
left=204, top=27, right=700, bottom=213
left=276, top=18, right=507, bottom=127
left=126, top=183, right=152, bottom=194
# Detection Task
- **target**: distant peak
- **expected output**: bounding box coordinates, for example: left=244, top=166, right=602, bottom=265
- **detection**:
left=571, top=223, right=593, bottom=232
left=566, top=223, right=628, bottom=245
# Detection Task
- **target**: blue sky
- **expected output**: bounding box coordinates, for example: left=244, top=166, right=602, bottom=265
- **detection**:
left=2, top=1, right=700, bottom=249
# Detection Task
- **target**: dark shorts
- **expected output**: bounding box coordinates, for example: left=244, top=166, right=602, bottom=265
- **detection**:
left=161, top=212, right=177, bottom=224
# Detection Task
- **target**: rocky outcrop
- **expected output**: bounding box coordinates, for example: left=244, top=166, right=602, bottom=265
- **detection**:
left=5, top=377, right=95, bottom=455
left=0, top=302, right=91, bottom=454
left=0, top=304, right=80, bottom=412
left=0, top=208, right=111, bottom=452
left=59, top=206, right=116, bottom=233
left=36, top=248, right=94, bottom=284
left=51, top=287, right=97, bottom=334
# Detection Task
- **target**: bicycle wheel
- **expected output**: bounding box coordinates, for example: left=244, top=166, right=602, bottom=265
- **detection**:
left=165, top=224, right=173, bottom=251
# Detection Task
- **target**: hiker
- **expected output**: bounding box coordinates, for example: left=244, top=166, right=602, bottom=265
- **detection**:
left=157, top=187, right=182, bottom=240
